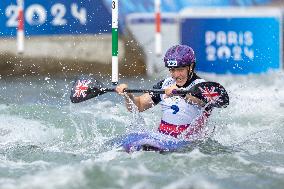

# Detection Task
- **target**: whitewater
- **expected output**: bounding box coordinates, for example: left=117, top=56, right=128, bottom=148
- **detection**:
left=0, top=70, right=284, bottom=189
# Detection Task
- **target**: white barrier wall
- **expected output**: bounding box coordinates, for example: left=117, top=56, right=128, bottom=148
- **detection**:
left=126, top=13, right=179, bottom=76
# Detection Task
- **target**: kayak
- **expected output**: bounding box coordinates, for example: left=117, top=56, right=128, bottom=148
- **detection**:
left=108, top=132, right=193, bottom=153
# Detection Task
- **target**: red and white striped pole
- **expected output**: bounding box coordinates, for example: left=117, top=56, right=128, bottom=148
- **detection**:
left=17, top=0, right=24, bottom=54
left=155, top=0, right=162, bottom=57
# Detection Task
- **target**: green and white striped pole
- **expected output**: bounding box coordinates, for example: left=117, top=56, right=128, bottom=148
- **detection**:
left=112, top=0, right=118, bottom=85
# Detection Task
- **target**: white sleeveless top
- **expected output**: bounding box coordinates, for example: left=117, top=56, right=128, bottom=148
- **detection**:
left=160, top=77, right=206, bottom=125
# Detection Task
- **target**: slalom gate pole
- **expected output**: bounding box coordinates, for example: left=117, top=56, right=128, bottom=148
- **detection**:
left=155, top=0, right=162, bottom=57
left=17, top=0, right=24, bottom=54
left=112, top=0, right=119, bottom=85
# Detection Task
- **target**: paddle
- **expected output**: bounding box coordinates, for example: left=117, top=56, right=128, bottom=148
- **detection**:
left=70, top=76, right=229, bottom=108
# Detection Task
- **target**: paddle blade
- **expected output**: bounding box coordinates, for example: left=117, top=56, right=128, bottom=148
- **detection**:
left=190, top=82, right=229, bottom=108
left=70, top=77, right=106, bottom=103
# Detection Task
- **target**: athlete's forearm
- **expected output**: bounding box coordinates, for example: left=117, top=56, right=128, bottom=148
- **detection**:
left=184, top=94, right=205, bottom=107
left=124, top=93, right=139, bottom=112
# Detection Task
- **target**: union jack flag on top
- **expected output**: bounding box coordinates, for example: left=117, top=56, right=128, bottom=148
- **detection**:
left=73, top=79, right=91, bottom=98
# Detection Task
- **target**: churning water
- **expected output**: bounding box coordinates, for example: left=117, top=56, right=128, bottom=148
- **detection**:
left=0, top=70, right=284, bottom=189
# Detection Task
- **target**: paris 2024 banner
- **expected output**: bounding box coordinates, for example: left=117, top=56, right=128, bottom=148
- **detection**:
left=0, top=0, right=112, bottom=37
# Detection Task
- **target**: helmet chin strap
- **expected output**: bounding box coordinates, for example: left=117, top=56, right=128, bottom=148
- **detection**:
left=187, top=71, right=193, bottom=81
left=187, top=66, right=194, bottom=80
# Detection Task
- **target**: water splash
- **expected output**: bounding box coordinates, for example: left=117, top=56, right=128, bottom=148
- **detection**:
left=123, top=94, right=147, bottom=133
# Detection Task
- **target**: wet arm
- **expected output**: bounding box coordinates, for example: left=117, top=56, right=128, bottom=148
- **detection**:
left=184, top=94, right=205, bottom=107
left=124, top=93, right=155, bottom=112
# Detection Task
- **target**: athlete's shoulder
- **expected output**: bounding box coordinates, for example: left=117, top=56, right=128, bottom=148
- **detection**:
left=183, top=73, right=206, bottom=89
left=153, top=79, right=165, bottom=89
left=192, top=73, right=206, bottom=83
left=153, top=77, right=174, bottom=89
left=162, top=77, right=175, bottom=88
left=192, top=73, right=203, bottom=80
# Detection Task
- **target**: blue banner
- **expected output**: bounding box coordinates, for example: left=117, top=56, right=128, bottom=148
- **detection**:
left=102, top=0, right=273, bottom=32
left=181, top=17, right=281, bottom=74
left=0, top=0, right=112, bottom=37
left=1, top=0, right=274, bottom=37
left=103, top=0, right=272, bottom=13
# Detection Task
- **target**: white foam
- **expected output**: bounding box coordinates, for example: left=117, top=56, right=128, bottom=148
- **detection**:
left=269, top=166, right=284, bottom=174
left=162, top=177, right=219, bottom=189
left=0, top=115, right=63, bottom=145
left=0, top=159, right=50, bottom=170
left=206, top=71, right=284, bottom=151
left=0, top=164, right=86, bottom=189
left=0, top=104, right=8, bottom=111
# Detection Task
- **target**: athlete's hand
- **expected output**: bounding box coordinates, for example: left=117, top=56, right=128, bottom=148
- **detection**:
left=184, top=94, right=206, bottom=107
left=115, top=84, right=128, bottom=96
left=164, top=84, right=178, bottom=98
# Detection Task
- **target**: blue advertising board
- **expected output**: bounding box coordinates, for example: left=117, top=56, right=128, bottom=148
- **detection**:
left=180, top=9, right=282, bottom=74
left=102, top=0, right=272, bottom=32
left=0, top=0, right=112, bottom=37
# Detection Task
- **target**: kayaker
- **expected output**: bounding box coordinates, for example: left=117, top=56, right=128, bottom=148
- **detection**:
left=115, top=44, right=213, bottom=139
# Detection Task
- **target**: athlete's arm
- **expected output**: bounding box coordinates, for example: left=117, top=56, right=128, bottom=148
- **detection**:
left=115, top=84, right=155, bottom=112
left=130, top=93, right=155, bottom=112
left=164, top=85, right=205, bottom=107
left=184, top=94, right=205, bottom=107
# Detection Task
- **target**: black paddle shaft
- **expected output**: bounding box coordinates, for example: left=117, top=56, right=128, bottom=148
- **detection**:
left=103, top=88, right=189, bottom=94
left=70, top=76, right=229, bottom=108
